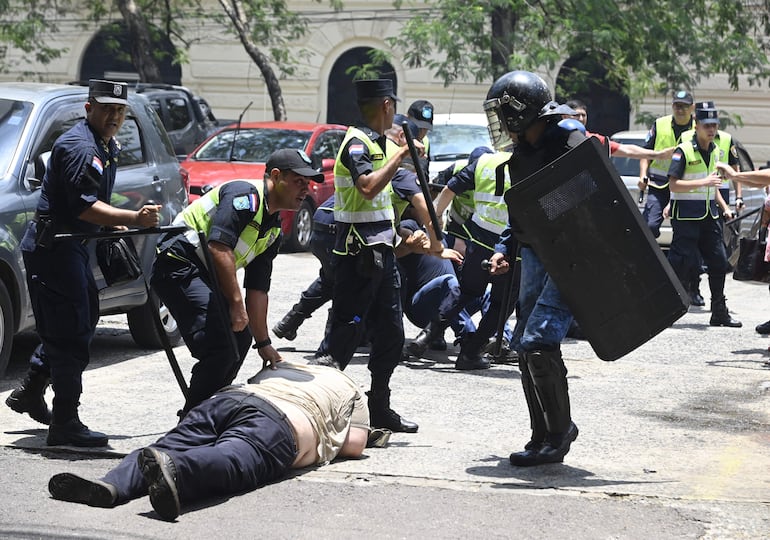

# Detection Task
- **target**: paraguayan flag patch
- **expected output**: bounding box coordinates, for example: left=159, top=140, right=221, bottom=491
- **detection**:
left=91, top=156, right=104, bottom=174
left=233, top=194, right=258, bottom=211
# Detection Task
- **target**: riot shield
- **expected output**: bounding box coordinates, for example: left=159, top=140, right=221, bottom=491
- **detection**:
left=505, top=137, right=688, bottom=361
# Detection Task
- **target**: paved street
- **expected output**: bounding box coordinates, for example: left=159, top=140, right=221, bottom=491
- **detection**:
left=0, top=251, right=769, bottom=539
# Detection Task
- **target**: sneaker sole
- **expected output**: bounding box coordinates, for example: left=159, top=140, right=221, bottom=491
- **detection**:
left=48, top=473, right=116, bottom=507
left=138, top=448, right=180, bottom=521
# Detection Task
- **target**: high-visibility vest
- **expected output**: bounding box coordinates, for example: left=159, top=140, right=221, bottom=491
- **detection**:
left=649, top=115, right=695, bottom=187
left=681, top=129, right=733, bottom=191
left=177, top=180, right=280, bottom=268
left=446, top=159, right=475, bottom=226
left=670, top=141, right=720, bottom=220
left=470, top=152, right=512, bottom=237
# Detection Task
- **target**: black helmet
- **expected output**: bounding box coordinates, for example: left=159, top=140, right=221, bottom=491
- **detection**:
left=483, top=70, right=552, bottom=148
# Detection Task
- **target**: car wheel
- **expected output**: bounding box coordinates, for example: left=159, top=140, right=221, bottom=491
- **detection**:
left=0, top=279, right=13, bottom=378
left=127, top=289, right=181, bottom=349
left=287, top=200, right=314, bottom=252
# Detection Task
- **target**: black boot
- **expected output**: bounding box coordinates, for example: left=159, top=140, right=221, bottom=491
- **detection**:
left=509, top=359, right=547, bottom=466
left=406, top=318, right=449, bottom=358
left=527, top=350, right=577, bottom=465
left=455, top=332, right=490, bottom=370
left=367, top=390, right=418, bottom=433
left=709, top=296, right=742, bottom=328
left=272, top=308, right=307, bottom=341
left=5, top=371, right=52, bottom=425
left=47, top=398, right=108, bottom=447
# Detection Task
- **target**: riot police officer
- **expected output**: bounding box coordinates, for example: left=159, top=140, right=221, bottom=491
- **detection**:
left=667, top=106, right=741, bottom=328
left=483, top=71, right=585, bottom=466
left=152, top=149, right=324, bottom=416
left=314, top=79, right=420, bottom=433
left=6, top=80, right=161, bottom=447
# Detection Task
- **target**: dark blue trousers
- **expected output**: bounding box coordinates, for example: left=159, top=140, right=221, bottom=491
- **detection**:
left=102, top=392, right=297, bottom=504
left=668, top=217, right=728, bottom=299
left=642, top=186, right=670, bottom=238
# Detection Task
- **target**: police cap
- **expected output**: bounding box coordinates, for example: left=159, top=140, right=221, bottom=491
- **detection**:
left=89, top=79, right=128, bottom=105
left=672, top=90, right=694, bottom=105
left=407, top=99, right=434, bottom=130
left=265, top=148, right=324, bottom=182
left=355, top=79, right=399, bottom=103
left=695, top=100, right=716, bottom=111
left=695, top=108, right=719, bottom=125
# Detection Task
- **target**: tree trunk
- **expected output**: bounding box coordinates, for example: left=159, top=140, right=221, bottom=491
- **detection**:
left=117, top=0, right=163, bottom=83
left=490, top=7, right=517, bottom=81
left=219, top=0, right=286, bottom=121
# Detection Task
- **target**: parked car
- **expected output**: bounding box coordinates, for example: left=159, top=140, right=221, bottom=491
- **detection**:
left=0, top=82, right=189, bottom=377
left=428, top=113, right=492, bottom=179
left=135, top=83, right=227, bottom=160
left=180, top=121, right=347, bottom=251
left=610, top=130, right=764, bottom=249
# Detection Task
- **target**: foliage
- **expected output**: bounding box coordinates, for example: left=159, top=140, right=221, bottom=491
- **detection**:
left=388, top=0, right=770, bottom=108
left=0, top=0, right=67, bottom=73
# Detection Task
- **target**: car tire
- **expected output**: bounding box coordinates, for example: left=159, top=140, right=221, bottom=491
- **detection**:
left=127, top=289, right=181, bottom=349
left=0, top=279, right=13, bottom=378
left=286, top=200, right=314, bottom=252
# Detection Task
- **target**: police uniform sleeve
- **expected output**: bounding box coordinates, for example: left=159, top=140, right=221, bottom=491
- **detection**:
left=340, top=136, right=374, bottom=184
left=727, top=142, right=740, bottom=167
left=208, top=180, right=262, bottom=248
left=667, top=148, right=686, bottom=179
left=446, top=160, right=478, bottom=195
left=391, top=168, right=421, bottom=200
left=59, top=144, right=104, bottom=215
left=643, top=125, right=657, bottom=151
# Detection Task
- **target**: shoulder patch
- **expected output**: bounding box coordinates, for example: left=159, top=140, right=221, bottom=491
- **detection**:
left=349, top=144, right=365, bottom=156
left=91, top=156, right=104, bottom=175
left=233, top=193, right=258, bottom=212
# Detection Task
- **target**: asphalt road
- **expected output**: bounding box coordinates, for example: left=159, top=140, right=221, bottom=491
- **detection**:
left=0, top=251, right=768, bottom=539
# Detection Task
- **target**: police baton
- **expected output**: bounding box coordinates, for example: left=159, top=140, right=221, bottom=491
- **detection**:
left=55, top=225, right=190, bottom=399
left=401, top=122, right=443, bottom=241
left=724, top=205, right=760, bottom=226
left=481, top=255, right=518, bottom=359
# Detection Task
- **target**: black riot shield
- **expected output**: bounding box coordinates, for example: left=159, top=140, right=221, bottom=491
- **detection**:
left=504, top=136, right=688, bottom=361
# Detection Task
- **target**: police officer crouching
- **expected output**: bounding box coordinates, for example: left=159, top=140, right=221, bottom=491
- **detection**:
left=667, top=106, right=741, bottom=328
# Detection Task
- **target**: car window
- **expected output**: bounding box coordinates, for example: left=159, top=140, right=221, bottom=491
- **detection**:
left=310, top=130, right=344, bottom=167
left=430, top=123, right=491, bottom=160
left=610, top=137, right=645, bottom=177
left=194, top=128, right=312, bottom=162
left=142, top=100, right=177, bottom=159
left=0, top=98, right=33, bottom=177
left=116, top=116, right=144, bottom=167
left=167, top=97, right=191, bottom=131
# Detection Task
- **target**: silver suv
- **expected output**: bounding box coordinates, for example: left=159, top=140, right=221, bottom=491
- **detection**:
left=0, top=83, right=189, bottom=377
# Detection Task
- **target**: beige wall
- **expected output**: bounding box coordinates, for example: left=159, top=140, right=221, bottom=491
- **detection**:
left=2, top=0, right=768, bottom=164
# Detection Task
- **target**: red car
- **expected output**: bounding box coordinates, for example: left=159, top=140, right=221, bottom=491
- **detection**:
left=181, top=121, right=347, bottom=251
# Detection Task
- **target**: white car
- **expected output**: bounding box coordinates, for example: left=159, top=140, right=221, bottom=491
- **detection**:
left=428, top=113, right=492, bottom=179
left=610, top=130, right=764, bottom=250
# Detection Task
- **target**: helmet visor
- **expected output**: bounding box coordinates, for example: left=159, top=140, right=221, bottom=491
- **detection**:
left=483, top=98, right=514, bottom=151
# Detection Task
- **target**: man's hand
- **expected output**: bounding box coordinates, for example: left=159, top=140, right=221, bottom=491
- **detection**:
left=135, top=204, right=161, bottom=228
left=405, top=229, right=430, bottom=253
left=488, top=252, right=510, bottom=275
left=439, top=248, right=463, bottom=265
left=257, top=345, right=282, bottom=369
left=230, top=303, right=249, bottom=332
left=715, top=162, right=737, bottom=179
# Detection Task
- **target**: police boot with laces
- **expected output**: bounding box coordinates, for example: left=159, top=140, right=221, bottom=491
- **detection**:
left=47, top=399, right=108, bottom=447
left=367, top=390, right=418, bottom=433
left=272, top=308, right=307, bottom=341
left=709, top=296, right=742, bottom=328
left=5, top=372, right=52, bottom=425
left=138, top=447, right=181, bottom=521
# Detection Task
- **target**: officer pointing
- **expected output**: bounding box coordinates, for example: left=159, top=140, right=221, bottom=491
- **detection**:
left=6, top=79, right=160, bottom=447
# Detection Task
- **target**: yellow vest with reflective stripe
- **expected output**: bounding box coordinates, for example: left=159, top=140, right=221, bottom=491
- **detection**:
left=333, top=127, right=395, bottom=224
left=649, top=115, right=695, bottom=186
left=681, top=129, right=733, bottom=190
left=447, top=159, right=474, bottom=225
left=178, top=180, right=280, bottom=269
left=469, top=152, right=512, bottom=236
left=670, top=141, right=720, bottom=220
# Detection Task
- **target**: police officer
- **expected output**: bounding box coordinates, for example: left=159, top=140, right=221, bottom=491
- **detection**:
left=314, top=79, right=420, bottom=433
left=483, top=71, right=585, bottom=466
left=639, top=90, right=696, bottom=238
left=6, top=80, right=161, bottom=447
left=667, top=106, right=742, bottom=328
left=152, top=148, right=325, bottom=416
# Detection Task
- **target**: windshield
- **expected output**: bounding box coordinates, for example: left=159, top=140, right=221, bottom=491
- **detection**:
left=193, top=127, right=312, bottom=162
left=430, top=123, right=491, bottom=160
left=0, top=98, right=33, bottom=176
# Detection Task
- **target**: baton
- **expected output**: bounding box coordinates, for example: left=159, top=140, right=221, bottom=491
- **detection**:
left=481, top=256, right=517, bottom=358
left=401, top=122, right=443, bottom=241
left=724, top=205, right=760, bottom=226
left=54, top=225, right=187, bottom=241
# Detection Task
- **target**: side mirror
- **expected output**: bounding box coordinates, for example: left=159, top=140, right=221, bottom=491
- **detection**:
left=24, top=151, right=51, bottom=191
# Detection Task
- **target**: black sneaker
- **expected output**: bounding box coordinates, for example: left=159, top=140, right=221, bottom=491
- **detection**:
left=756, top=320, right=770, bottom=335
left=48, top=473, right=117, bottom=507
left=308, top=355, right=341, bottom=369
left=47, top=419, right=108, bottom=447
left=138, top=447, right=180, bottom=521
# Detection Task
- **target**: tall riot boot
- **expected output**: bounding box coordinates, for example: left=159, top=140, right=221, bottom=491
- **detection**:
left=272, top=307, right=307, bottom=341
left=454, top=331, right=491, bottom=370
left=509, top=358, right=547, bottom=466
left=47, top=397, right=108, bottom=447
left=406, top=318, right=449, bottom=358
left=5, top=371, right=52, bottom=425
left=367, top=389, right=418, bottom=433
left=709, top=296, right=742, bottom=328
left=527, top=350, right=578, bottom=465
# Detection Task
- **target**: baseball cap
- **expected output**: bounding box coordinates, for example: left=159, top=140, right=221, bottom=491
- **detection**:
left=265, top=149, right=324, bottom=182
left=393, top=113, right=419, bottom=139
left=672, top=90, right=694, bottom=105
left=89, top=79, right=128, bottom=105
left=695, top=108, right=719, bottom=124
left=355, top=79, right=400, bottom=102
left=407, top=100, right=434, bottom=130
